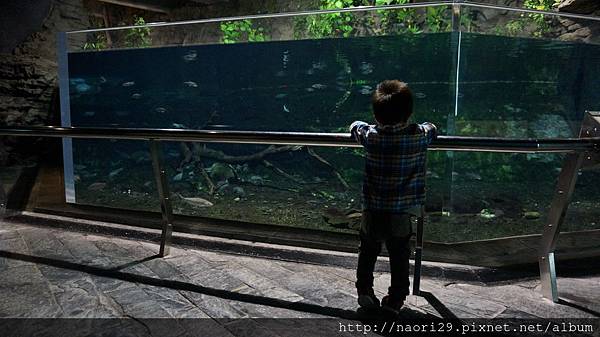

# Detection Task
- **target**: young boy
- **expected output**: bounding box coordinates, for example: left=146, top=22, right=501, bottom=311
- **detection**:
left=350, top=80, right=437, bottom=313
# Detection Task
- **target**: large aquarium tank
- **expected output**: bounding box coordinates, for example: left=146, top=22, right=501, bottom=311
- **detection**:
left=59, top=2, right=600, bottom=243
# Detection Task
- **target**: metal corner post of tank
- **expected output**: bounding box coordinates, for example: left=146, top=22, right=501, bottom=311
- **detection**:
left=442, top=0, right=464, bottom=216
left=538, top=111, right=600, bottom=303
left=57, top=31, right=76, bottom=204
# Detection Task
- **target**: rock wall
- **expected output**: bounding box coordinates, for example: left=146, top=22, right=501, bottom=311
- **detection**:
left=557, top=0, right=600, bottom=43
left=0, top=0, right=90, bottom=128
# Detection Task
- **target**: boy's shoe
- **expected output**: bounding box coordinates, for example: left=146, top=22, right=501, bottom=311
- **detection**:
left=381, top=295, right=405, bottom=314
left=357, top=287, right=380, bottom=309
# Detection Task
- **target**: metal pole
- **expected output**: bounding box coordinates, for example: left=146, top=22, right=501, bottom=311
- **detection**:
left=149, top=140, right=174, bottom=257
left=538, top=152, right=583, bottom=302
left=538, top=111, right=600, bottom=302
left=412, top=206, right=425, bottom=296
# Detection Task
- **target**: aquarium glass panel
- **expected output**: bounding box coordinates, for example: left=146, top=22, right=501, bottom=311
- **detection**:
left=59, top=4, right=600, bottom=243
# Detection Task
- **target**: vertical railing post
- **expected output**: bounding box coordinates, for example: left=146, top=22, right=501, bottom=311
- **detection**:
left=149, top=140, right=174, bottom=257
left=539, top=111, right=599, bottom=302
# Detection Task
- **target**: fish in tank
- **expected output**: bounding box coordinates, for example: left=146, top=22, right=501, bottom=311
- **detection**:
left=63, top=28, right=600, bottom=243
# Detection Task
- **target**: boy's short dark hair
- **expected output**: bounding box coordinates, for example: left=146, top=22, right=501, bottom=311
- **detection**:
left=371, top=80, right=413, bottom=125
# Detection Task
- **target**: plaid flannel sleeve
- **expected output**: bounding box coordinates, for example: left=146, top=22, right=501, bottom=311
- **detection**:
left=349, top=121, right=370, bottom=146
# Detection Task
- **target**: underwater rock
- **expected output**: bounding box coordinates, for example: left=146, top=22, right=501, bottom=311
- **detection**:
left=479, top=209, right=496, bottom=219
left=232, top=186, right=245, bottom=197
left=248, top=175, right=264, bottom=184
left=524, top=211, right=541, bottom=219
left=183, top=81, right=198, bottom=88
left=322, top=207, right=362, bottom=229
left=122, top=81, right=135, bottom=87
left=109, top=167, right=124, bottom=178
left=181, top=196, right=214, bottom=208
left=87, top=182, right=107, bottom=191
left=208, top=162, right=234, bottom=181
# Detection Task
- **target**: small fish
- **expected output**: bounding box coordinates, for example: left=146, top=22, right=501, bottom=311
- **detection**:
left=275, top=70, right=287, bottom=77
left=275, top=93, right=287, bottom=99
left=75, top=83, right=92, bottom=93
left=312, top=61, right=326, bottom=70
left=207, top=124, right=233, bottom=128
left=172, top=123, right=186, bottom=129
left=311, top=83, right=327, bottom=89
left=305, top=69, right=315, bottom=75
left=99, top=76, right=107, bottom=84
left=182, top=50, right=197, bottom=62
left=359, top=88, right=372, bottom=95
left=70, top=78, right=86, bottom=85
left=181, top=196, right=214, bottom=208
left=109, top=167, right=124, bottom=178
left=74, top=164, right=87, bottom=170
left=359, top=62, right=374, bottom=75
left=305, top=87, right=315, bottom=92
left=155, top=107, right=167, bottom=113
left=283, top=105, right=290, bottom=113
left=167, top=151, right=180, bottom=158
left=415, top=92, right=427, bottom=99
left=131, top=93, right=142, bottom=99
left=83, top=111, right=95, bottom=117
left=173, top=172, right=183, bottom=181
left=183, top=81, right=198, bottom=88
left=122, top=81, right=135, bottom=87
left=115, top=111, right=130, bottom=117
left=87, top=182, right=106, bottom=191
left=465, top=172, right=482, bottom=181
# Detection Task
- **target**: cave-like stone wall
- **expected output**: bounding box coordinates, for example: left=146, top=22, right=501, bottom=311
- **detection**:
left=557, top=0, right=600, bottom=43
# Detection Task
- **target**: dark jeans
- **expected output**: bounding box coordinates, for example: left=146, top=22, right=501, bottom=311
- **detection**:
left=356, top=211, right=412, bottom=300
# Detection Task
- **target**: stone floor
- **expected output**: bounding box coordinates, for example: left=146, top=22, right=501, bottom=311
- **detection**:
left=0, top=218, right=598, bottom=335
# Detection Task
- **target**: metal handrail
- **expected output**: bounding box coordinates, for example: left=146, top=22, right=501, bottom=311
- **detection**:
left=0, top=126, right=598, bottom=153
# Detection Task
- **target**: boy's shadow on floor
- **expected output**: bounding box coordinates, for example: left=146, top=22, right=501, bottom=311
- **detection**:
left=0, top=250, right=455, bottom=323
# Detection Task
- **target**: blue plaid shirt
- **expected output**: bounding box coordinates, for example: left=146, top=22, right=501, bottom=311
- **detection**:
left=350, top=121, right=437, bottom=213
